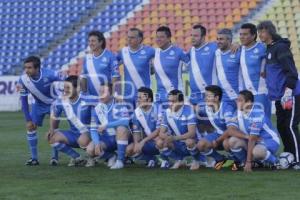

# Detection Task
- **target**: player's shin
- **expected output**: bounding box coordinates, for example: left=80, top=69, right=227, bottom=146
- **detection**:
left=51, top=142, right=80, bottom=159
left=27, top=131, right=38, bottom=160
left=230, top=147, right=247, bottom=163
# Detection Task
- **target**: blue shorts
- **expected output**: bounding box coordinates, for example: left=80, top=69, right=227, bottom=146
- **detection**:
left=189, top=92, right=205, bottom=105
left=258, top=139, right=279, bottom=155
left=254, top=94, right=272, bottom=119
left=142, top=140, right=159, bottom=155
left=173, top=141, right=190, bottom=159
left=61, top=130, right=81, bottom=148
left=99, top=134, right=117, bottom=152
left=31, top=103, right=51, bottom=126
left=203, top=132, right=221, bottom=143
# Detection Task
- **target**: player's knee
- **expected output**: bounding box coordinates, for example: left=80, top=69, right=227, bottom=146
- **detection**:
left=222, top=139, right=230, bottom=151
left=126, top=144, right=134, bottom=156
left=155, top=139, right=164, bottom=150
left=86, top=142, right=95, bottom=156
left=185, top=138, right=195, bottom=148
left=197, top=140, right=208, bottom=152
left=116, top=126, right=129, bottom=139
left=77, top=134, right=90, bottom=148
left=252, top=144, right=267, bottom=160
left=228, top=137, right=244, bottom=149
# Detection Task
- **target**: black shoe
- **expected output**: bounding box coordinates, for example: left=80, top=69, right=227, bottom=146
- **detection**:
left=49, top=158, right=58, bottom=166
left=25, top=158, right=39, bottom=166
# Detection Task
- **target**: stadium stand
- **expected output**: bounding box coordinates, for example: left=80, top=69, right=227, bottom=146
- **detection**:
left=0, top=0, right=299, bottom=75
left=252, top=0, right=300, bottom=68
left=0, top=0, right=100, bottom=74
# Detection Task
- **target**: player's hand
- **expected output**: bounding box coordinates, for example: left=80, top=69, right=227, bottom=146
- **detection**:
left=46, top=130, right=55, bottom=141
left=165, top=135, right=174, bottom=144
left=26, top=121, right=37, bottom=132
left=98, top=125, right=107, bottom=133
left=212, top=140, right=218, bottom=149
left=244, top=162, right=252, bottom=172
left=281, top=88, right=293, bottom=110
left=95, top=144, right=103, bottom=156
left=134, top=142, right=145, bottom=154
left=230, top=42, right=240, bottom=53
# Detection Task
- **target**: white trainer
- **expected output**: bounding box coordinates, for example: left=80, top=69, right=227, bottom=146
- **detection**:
left=107, top=155, right=117, bottom=168
left=170, top=160, right=185, bottom=169
left=189, top=160, right=200, bottom=170
left=85, top=158, right=96, bottom=167
left=110, top=160, right=124, bottom=169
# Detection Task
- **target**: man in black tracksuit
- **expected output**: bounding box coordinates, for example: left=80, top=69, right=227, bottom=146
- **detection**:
left=257, top=20, right=300, bottom=169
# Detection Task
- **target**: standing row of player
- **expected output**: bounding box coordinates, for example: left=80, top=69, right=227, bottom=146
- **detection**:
left=18, top=20, right=300, bottom=170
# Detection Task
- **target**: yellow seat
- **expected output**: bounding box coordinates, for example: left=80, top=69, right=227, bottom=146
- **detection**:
left=191, top=16, right=200, bottom=24
left=150, top=11, right=158, bottom=18
left=248, top=1, right=257, bottom=9
left=167, top=4, right=174, bottom=11
left=183, top=16, right=191, bottom=23
left=175, top=4, right=181, bottom=10
left=159, top=17, right=167, bottom=24
left=182, top=10, right=190, bottom=17
left=158, top=4, right=166, bottom=11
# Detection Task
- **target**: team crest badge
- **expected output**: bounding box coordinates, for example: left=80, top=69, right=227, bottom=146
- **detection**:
left=230, top=54, right=235, bottom=58
left=253, top=48, right=259, bottom=54
left=102, top=57, right=107, bottom=62
left=204, top=47, right=209, bottom=51
left=140, top=50, right=146, bottom=55
left=169, top=50, right=175, bottom=56
left=268, top=53, right=271, bottom=59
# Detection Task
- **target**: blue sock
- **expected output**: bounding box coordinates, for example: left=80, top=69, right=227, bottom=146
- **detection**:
left=201, top=149, right=224, bottom=162
left=230, top=147, right=246, bottom=163
left=264, top=151, right=277, bottom=164
left=27, top=131, right=38, bottom=160
left=51, top=148, right=59, bottom=160
left=52, top=143, right=80, bottom=159
left=117, top=140, right=128, bottom=162
left=162, top=148, right=179, bottom=160
left=188, top=146, right=206, bottom=162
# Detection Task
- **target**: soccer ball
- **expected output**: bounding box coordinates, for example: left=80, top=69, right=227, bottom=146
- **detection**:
left=279, top=152, right=294, bottom=169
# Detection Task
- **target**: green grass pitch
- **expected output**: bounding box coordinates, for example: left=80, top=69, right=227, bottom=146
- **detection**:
left=1, top=112, right=300, bottom=200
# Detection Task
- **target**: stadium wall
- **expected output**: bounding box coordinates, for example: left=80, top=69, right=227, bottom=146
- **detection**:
left=0, top=76, right=20, bottom=111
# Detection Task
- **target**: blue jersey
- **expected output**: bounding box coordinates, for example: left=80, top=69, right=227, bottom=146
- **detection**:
left=19, top=68, right=60, bottom=106
left=117, top=45, right=155, bottom=100
left=51, top=95, right=93, bottom=134
left=215, top=49, right=241, bottom=101
left=240, top=42, right=268, bottom=95
left=203, top=103, right=238, bottom=135
left=132, top=103, right=163, bottom=136
left=82, top=49, right=119, bottom=96
left=161, top=104, right=196, bottom=136
left=153, top=45, right=189, bottom=102
left=188, top=42, right=218, bottom=95
left=237, top=106, right=280, bottom=144
left=90, top=98, right=130, bottom=135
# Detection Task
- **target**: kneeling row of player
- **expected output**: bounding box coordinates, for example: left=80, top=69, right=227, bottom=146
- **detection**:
left=47, top=76, right=280, bottom=172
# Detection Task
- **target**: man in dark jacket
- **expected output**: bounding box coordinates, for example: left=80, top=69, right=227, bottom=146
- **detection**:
left=257, top=20, right=300, bottom=169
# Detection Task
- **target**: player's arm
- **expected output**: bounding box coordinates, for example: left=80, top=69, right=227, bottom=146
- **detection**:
left=276, top=43, right=299, bottom=89
left=80, top=59, right=88, bottom=93
left=19, top=82, right=36, bottom=131
left=90, top=109, right=101, bottom=145
left=48, top=103, right=62, bottom=140
left=111, top=54, right=122, bottom=97
left=172, top=124, right=196, bottom=141
left=244, top=134, right=259, bottom=172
